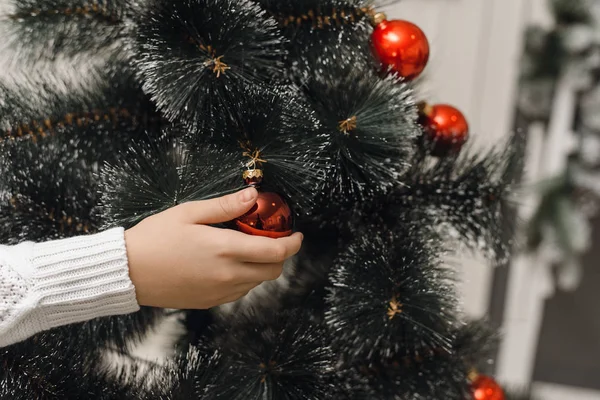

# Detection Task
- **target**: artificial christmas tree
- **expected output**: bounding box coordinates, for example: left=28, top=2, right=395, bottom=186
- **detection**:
left=0, top=0, right=527, bottom=398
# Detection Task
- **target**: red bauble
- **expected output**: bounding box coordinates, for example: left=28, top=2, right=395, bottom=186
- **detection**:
left=371, top=19, right=430, bottom=80
left=471, top=375, right=505, bottom=400
left=235, top=192, right=293, bottom=239
left=420, top=103, right=469, bottom=156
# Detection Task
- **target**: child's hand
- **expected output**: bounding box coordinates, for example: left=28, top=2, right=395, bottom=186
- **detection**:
left=124, top=187, right=303, bottom=309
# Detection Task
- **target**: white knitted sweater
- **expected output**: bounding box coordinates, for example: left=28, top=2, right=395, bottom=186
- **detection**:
left=0, top=228, right=140, bottom=347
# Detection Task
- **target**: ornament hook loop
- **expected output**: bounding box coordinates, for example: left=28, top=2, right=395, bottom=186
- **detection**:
left=242, top=147, right=267, bottom=186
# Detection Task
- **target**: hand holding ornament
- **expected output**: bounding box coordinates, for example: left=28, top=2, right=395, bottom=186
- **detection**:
left=125, top=188, right=303, bottom=310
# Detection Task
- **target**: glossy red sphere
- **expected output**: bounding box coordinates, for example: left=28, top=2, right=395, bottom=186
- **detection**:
left=371, top=20, right=430, bottom=80
left=420, top=104, right=469, bottom=156
left=235, top=192, right=293, bottom=239
left=472, top=375, right=505, bottom=400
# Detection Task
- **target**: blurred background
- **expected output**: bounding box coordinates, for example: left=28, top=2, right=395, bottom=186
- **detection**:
left=385, top=0, right=600, bottom=399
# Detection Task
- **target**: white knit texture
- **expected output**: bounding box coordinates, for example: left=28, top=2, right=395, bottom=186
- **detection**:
left=0, top=228, right=139, bottom=347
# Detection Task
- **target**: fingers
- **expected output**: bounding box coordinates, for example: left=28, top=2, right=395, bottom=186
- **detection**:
left=179, top=187, right=258, bottom=224
left=216, top=285, right=258, bottom=306
left=213, top=259, right=284, bottom=285
left=235, top=262, right=285, bottom=283
left=218, top=292, right=251, bottom=306
left=221, top=231, right=304, bottom=263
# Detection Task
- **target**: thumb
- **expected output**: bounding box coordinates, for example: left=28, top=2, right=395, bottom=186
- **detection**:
left=182, top=187, right=259, bottom=224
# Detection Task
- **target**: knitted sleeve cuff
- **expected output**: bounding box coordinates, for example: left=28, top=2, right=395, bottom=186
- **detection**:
left=0, top=228, right=140, bottom=346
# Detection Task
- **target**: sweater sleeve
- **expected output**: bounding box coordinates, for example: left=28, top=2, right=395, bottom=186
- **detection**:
left=0, top=228, right=140, bottom=347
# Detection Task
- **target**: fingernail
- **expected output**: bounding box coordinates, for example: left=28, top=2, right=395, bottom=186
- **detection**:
left=299, top=233, right=304, bottom=241
left=239, top=187, right=257, bottom=203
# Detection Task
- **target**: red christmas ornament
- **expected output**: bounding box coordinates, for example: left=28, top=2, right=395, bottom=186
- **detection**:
left=371, top=19, right=430, bottom=80
left=471, top=374, right=505, bottom=400
left=235, top=191, right=293, bottom=239
left=419, top=103, right=469, bottom=156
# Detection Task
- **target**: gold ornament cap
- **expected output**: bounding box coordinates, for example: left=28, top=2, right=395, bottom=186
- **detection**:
left=371, top=12, right=387, bottom=26
left=418, top=101, right=434, bottom=117
left=243, top=168, right=264, bottom=186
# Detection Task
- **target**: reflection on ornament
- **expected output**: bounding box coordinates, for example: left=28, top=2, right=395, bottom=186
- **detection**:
left=471, top=374, right=505, bottom=400
left=371, top=19, right=430, bottom=80
left=235, top=192, right=293, bottom=238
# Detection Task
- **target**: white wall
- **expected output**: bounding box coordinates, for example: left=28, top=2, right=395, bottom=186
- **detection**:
left=383, top=0, right=527, bottom=318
